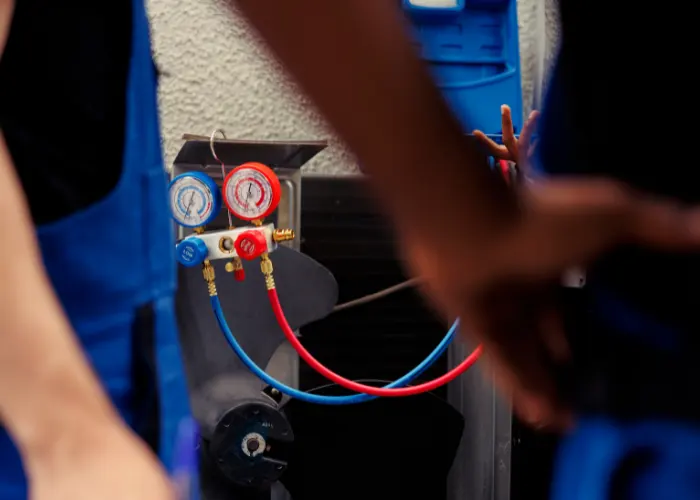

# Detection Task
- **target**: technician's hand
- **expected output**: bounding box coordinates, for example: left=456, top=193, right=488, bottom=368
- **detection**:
left=403, top=177, right=700, bottom=430
left=473, top=105, right=539, bottom=172
left=28, top=419, right=176, bottom=500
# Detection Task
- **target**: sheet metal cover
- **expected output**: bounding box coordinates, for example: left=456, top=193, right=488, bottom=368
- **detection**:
left=174, top=135, right=328, bottom=169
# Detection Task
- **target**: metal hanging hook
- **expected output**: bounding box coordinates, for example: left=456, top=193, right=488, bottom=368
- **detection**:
left=210, top=128, right=227, bottom=164
left=210, top=128, right=234, bottom=227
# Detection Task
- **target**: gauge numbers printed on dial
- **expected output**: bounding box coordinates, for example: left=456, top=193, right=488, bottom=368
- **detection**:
left=223, top=162, right=281, bottom=221
left=169, top=172, right=221, bottom=228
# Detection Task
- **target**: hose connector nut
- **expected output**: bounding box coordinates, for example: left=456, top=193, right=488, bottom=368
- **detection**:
left=260, top=258, right=273, bottom=276
left=202, top=261, right=216, bottom=283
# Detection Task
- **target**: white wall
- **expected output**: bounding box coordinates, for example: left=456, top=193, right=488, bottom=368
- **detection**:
left=149, top=0, right=560, bottom=174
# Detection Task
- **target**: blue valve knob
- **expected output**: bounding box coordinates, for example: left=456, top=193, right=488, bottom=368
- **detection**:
left=176, top=237, right=209, bottom=267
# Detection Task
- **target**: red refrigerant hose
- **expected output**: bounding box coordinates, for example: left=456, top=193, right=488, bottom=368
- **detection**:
left=267, top=288, right=483, bottom=397
left=262, top=156, right=523, bottom=396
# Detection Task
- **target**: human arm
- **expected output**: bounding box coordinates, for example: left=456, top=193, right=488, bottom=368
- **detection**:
left=0, top=143, right=174, bottom=493
left=0, top=131, right=120, bottom=463
left=0, top=2, right=173, bottom=496
left=230, top=1, right=700, bottom=427
left=230, top=0, right=514, bottom=237
left=0, top=0, right=118, bottom=465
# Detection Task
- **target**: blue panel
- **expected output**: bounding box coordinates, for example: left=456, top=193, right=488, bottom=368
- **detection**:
left=403, top=0, right=523, bottom=135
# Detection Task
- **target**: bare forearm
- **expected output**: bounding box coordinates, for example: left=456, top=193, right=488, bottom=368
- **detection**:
left=0, top=134, right=117, bottom=463
left=232, top=1, right=513, bottom=235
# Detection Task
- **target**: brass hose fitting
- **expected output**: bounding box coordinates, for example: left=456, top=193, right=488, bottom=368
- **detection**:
left=264, top=274, right=275, bottom=291
left=272, top=228, right=295, bottom=243
left=202, top=260, right=217, bottom=296
left=225, top=257, right=243, bottom=273
left=225, top=257, right=246, bottom=281
left=221, top=225, right=245, bottom=280
left=194, top=226, right=205, bottom=234
left=260, top=253, right=275, bottom=290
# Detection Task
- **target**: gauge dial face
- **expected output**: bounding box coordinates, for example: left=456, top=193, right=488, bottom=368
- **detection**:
left=169, top=173, right=219, bottom=227
left=223, top=163, right=281, bottom=221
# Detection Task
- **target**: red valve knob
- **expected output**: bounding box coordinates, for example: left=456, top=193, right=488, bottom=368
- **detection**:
left=234, top=230, right=268, bottom=260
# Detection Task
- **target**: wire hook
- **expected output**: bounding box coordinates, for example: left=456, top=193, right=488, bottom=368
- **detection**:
left=209, top=128, right=226, bottom=164
left=210, top=128, right=234, bottom=227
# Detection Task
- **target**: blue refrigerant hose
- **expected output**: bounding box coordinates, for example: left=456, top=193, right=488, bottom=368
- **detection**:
left=211, top=295, right=458, bottom=405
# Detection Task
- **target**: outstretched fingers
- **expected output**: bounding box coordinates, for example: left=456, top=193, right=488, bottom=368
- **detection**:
left=500, top=105, right=518, bottom=162
left=473, top=130, right=511, bottom=160
left=520, top=110, right=539, bottom=147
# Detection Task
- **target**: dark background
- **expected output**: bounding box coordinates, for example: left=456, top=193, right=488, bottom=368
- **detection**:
left=296, top=175, right=560, bottom=500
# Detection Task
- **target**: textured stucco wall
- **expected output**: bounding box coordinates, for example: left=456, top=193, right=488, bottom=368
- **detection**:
left=149, top=0, right=560, bottom=174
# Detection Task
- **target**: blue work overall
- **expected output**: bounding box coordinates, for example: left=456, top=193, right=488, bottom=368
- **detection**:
left=536, top=63, right=700, bottom=498
left=0, top=0, right=191, bottom=496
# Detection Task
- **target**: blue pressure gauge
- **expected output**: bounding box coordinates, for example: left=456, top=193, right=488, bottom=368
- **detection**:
left=169, top=172, right=222, bottom=228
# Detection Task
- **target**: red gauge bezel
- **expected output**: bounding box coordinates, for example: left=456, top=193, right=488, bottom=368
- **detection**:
left=222, top=162, right=282, bottom=222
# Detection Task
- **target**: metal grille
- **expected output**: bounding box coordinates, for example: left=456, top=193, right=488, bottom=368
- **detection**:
left=298, top=175, right=448, bottom=396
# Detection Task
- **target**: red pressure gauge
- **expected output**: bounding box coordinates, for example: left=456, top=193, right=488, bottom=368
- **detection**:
left=222, top=162, right=281, bottom=222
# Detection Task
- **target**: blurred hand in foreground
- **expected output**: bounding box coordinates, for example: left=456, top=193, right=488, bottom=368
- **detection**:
left=403, top=117, right=700, bottom=429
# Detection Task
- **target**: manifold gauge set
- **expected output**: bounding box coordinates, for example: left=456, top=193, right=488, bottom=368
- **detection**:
left=169, top=162, right=291, bottom=268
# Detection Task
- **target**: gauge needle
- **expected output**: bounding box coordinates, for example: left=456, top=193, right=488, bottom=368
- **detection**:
left=245, top=183, right=253, bottom=209
left=184, top=193, right=195, bottom=218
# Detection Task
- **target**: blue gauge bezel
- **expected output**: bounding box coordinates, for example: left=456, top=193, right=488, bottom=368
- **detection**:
left=168, top=171, right=222, bottom=228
